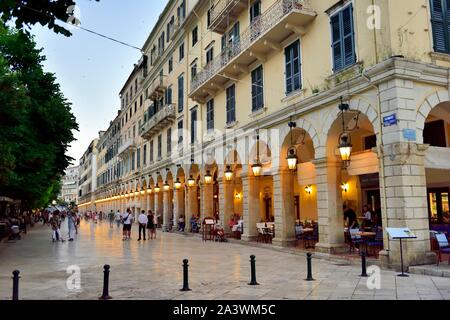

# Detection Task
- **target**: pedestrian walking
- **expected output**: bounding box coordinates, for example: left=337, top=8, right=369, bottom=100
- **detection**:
left=50, top=212, right=63, bottom=242
left=108, top=210, right=115, bottom=228
left=147, top=210, right=156, bottom=239
left=121, top=208, right=132, bottom=240
left=114, top=210, right=121, bottom=228
left=137, top=210, right=148, bottom=241
left=68, top=212, right=77, bottom=241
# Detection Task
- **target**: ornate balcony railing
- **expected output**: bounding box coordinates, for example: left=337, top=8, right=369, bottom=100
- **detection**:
left=118, top=138, right=137, bottom=157
left=147, top=73, right=166, bottom=100
left=140, top=104, right=176, bottom=140
left=191, top=0, right=313, bottom=95
left=209, top=0, right=247, bottom=33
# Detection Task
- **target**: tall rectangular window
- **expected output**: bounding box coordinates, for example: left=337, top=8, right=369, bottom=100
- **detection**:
left=285, top=40, right=302, bottom=94
left=168, top=55, right=173, bottom=73
left=206, top=46, right=214, bottom=64
left=191, top=62, right=197, bottom=79
left=250, top=0, right=261, bottom=23
left=251, top=65, right=264, bottom=111
left=143, top=144, right=147, bottom=165
left=166, top=85, right=173, bottom=105
left=150, top=140, right=154, bottom=162
left=191, top=108, right=197, bottom=144
left=178, top=120, right=183, bottom=144
left=167, top=128, right=172, bottom=154
left=136, top=147, right=141, bottom=169
left=430, top=0, right=450, bottom=53
left=179, top=42, right=185, bottom=61
left=178, top=75, right=184, bottom=112
left=131, top=152, right=135, bottom=171
left=226, top=85, right=236, bottom=124
left=206, top=99, right=214, bottom=131
left=192, top=26, right=198, bottom=47
left=157, top=135, right=162, bottom=159
left=330, top=4, right=356, bottom=72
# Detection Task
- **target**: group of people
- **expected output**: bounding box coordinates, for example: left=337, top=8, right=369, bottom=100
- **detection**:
left=48, top=210, right=80, bottom=242
left=117, top=208, right=158, bottom=241
left=344, top=204, right=381, bottom=229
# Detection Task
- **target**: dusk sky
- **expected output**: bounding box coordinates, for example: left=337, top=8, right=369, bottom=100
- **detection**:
left=31, top=0, right=168, bottom=164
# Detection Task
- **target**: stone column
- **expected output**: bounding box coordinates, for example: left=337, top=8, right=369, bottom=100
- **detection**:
left=272, top=169, right=296, bottom=247
left=163, top=190, right=171, bottom=231
left=187, top=185, right=199, bottom=230
left=173, top=188, right=185, bottom=228
left=200, top=182, right=214, bottom=220
left=242, top=176, right=260, bottom=241
left=314, top=158, right=347, bottom=254
left=149, top=192, right=155, bottom=213
left=219, top=180, right=234, bottom=233
left=155, top=192, right=163, bottom=227
left=378, top=143, right=434, bottom=267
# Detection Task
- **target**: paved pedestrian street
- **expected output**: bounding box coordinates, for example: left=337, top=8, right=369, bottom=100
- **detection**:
left=0, top=220, right=449, bottom=300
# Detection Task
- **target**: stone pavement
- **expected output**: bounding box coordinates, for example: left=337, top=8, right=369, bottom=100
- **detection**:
left=0, top=220, right=449, bottom=300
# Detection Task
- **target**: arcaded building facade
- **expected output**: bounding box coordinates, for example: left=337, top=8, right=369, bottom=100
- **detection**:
left=78, top=0, right=450, bottom=269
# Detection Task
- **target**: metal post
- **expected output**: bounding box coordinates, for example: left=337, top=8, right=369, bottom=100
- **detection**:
left=180, top=259, right=191, bottom=291
left=360, top=252, right=368, bottom=277
left=248, top=255, right=259, bottom=285
left=305, top=253, right=314, bottom=281
left=99, top=264, right=112, bottom=300
left=12, top=270, right=20, bottom=300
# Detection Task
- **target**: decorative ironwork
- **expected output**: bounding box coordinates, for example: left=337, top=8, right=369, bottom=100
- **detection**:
left=191, top=0, right=312, bottom=94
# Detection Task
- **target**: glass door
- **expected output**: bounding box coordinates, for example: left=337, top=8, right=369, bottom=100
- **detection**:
left=428, top=188, right=450, bottom=225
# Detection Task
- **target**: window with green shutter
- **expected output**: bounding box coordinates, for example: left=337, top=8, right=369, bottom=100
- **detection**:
left=430, top=0, right=450, bottom=54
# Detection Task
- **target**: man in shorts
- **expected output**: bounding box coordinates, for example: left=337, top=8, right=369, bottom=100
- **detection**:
left=122, top=208, right=133, bottom=240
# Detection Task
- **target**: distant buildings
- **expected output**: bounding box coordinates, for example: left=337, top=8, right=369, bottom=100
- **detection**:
left=59, top=165, right=79, bottom=205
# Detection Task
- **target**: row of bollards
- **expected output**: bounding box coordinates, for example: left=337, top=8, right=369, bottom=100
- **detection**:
left=9, top=252, right=370, bottom=299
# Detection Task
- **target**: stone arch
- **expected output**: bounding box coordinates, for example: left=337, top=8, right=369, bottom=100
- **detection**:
left=319, top=98, right=379, bottom=158
left=416, top=90, right=450, bottom=144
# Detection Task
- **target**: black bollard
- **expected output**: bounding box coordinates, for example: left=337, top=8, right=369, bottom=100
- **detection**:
left=99, top=265, right=112, bottom=300
left=360, top=252, right=368, bottom=277
left=248, top=255, right=259, bottom=285
left=180, top=259, right=191, bottom=291
left=12, top=270, right=20, bottom=300
left=305, top=253, right=315, bottom=281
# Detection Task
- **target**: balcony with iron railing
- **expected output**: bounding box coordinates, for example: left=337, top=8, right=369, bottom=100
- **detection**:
left=118, top=138, right=137, bottom=158
left=190, top=0, right=316, bottom=101
left=209, top=0, right=248, bottom=34
left=140, top=104, right=176, bottom=140
left=147, top=73, right=167, bottom=100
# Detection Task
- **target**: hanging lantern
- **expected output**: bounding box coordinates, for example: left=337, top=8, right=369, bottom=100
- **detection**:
left=187, top=175, right=195, bottom=187
left=338, top=135, right=352, bottom=167
left=163, top=181, right=170, bottom=191
left=286, top=147, right=298, bottom=171
left=154, top=183, right=161, bottom=193
left=286, top=119, right=298, bottom=171
left=174, top=178, right=182, bottom=190
left=204, top=170, right=212, bottom=184
left=224, top=165, right=233, bottom=181
left=252, top=132, right=262, bottom=177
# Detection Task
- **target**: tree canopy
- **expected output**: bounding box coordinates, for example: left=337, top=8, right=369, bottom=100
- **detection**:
left=0, top=24, right=78, bottom=209
left=0, top=0, right=98, bottom=36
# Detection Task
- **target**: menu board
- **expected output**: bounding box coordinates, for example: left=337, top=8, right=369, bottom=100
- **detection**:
left=386, top=228, right=417, bottom=240
left=204, top=218, right=215, bottom=225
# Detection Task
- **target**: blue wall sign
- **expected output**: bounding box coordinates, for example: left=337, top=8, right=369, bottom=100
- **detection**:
left=403, top=129, right=417, bottom=141
left=383, top=114, right=398, bottom=127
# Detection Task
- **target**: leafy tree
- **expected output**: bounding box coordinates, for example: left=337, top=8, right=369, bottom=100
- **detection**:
left=0, top=0, right=98, bottom=36
left=0, top=24, right=78, bottom=209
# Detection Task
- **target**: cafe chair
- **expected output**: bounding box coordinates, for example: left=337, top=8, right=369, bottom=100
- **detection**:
left=367, top=230, right=384, bottom=258
left=435, top=233, right=450, bottom=266
left=304, top=224, right=319, bottom=249
left=349, top=228, right=364, bottom=253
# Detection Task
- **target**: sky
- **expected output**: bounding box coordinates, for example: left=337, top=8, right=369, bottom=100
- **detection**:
left=31, top=0, right=168, bottom=164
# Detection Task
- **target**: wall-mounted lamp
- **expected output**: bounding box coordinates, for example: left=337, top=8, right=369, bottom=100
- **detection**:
left=234, top=192, right=242, bottom=200
left=341, top=182, right=349, bottom=193
left=305, top=185, right=313, bottom=195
